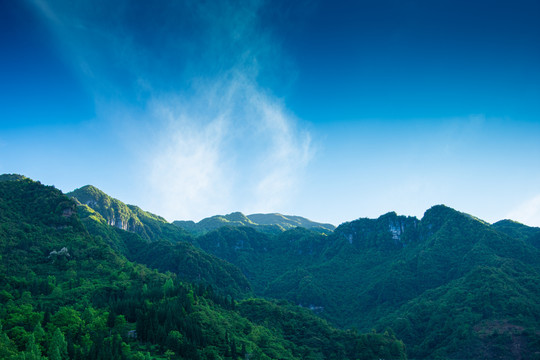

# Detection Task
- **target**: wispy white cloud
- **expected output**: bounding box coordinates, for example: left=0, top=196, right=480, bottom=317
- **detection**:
left=30, top=0, right=313, bottom=221
left=134, top=72, right=312, bottom=220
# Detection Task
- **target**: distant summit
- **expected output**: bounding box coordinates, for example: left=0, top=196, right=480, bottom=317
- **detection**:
left=173, top=212, right=335, bottom=235
left=247, top=213, right=335, bottom=232
left=0, top=173, right=27, bottom=182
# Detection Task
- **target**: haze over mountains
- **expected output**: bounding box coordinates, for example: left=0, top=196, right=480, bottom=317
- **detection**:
left=2, top=174, right=540, bottom=359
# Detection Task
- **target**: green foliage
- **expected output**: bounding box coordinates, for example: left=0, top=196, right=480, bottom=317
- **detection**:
left=492, top=219, right=540, bottom=250
left=8, top=175, right=540, bottom=359
left=132, top=240, right=252, bottom=298
left=68, top=185, right=190, bottom=242
left=0, top=174, right=27, bottom=182
left=238, top=298, right=406, bottom=360
left=73, top=187, right=252, bottom=298
left=0, top=176, right=403, bottom=359
left=191, top=206, right=540, bottom=359
left=48, top=328, right=67, bottom=360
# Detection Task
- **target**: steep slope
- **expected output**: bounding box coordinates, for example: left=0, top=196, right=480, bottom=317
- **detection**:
left=194, top=226, right=331, bottom=294
left=68, top=185, right=190, bottom=242
left=72, top=189, right=252, bottom=298
left=370, top=206, right=540, bottom=358
left=174, top=212, right=335, bottom=235
left=0, top=175, right=405, bottom=359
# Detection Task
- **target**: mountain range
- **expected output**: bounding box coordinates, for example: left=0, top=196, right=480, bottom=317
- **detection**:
left=0, top=175, right=404, bottom=360
left=1, top=173, right=540, bottom=359
left=173, top=212, right=335, bottom=236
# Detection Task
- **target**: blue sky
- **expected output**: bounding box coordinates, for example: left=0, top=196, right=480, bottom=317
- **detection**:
left=1, top=0, right=540, bottom=226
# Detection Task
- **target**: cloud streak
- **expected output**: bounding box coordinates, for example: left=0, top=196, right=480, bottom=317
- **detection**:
left=134, top=72, right=312, bottom=220
left=507, top=195, right=540, bottom=227
left=31, top=0, right=313, bottom=220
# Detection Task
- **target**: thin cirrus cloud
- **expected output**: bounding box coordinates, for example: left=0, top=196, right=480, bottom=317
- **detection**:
left=30, top=0, right=313, bottom=221
left=140, top=74, right=312, bottom=220
left=506, top=195, right=540, bottom=227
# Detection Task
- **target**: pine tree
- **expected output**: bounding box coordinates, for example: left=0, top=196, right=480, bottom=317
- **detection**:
left=0, top=323, right=17, bottom=359
left=33, top=323, right=46, bottom=349
left=163, top=278, right=174, bottom=296
left=48, top=328, right=68, bottom=360
left=24, top=333, right=43, bottom=360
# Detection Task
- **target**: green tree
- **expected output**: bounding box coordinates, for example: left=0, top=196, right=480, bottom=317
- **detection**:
left=163, top=278, right=174, bottom=296
left=0, top=323, right=17, bottom=359
left=22, top=334, right=43, bottom=360
left=48, top=328, right=68, bottom=360
left=166, top=330, right=184, bottom=354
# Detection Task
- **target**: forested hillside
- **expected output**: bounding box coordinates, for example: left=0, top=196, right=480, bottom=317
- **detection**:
left=4, top=174, right=540, bottom=359
left=492, top=219, right=540, bottom=250
left=74, top=202, right=252, bottom=298
left=68, top=185, right=190, bottom=242
left=187, top=207, right=540, bottom=359
left=0, top=175, right=405, bottom=359
left=65, top=179, right=540, bottom=359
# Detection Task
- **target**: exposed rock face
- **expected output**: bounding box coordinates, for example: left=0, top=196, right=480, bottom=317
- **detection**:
left=49, top=247, right=70, bottom=258
left=62, top=207, right=75, bottom=217
left=68, top=185, right=189, bottom=243
left=388, top=216, right=419, bottom=246
left=68, top=186, right=145, bottom=234
left=335, top=212, right=419, bottom=250
left=107, top=217, right=129, bottom=231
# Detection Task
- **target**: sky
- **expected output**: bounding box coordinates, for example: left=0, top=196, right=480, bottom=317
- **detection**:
left=1, top=0, right=540, bottom=226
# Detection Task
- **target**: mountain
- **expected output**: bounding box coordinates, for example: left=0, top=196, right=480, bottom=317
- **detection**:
left=247, top=213, right=335, bottom=233
left=492, top=219, right=540, bottom=250
left=173, top=212, right=260, bottom=235
left=0, top=175, right=405, bottom=359
left=68, top=185, right=190, bottom=242
left=0, top=173, right=27, bottom=182
left=5, top=173, right=539, bottom=359
left=192, top=206, right=540, bottom=359
left=68, top=185, right=251, bottom=298
left=173, top=212, right=335, bottom=235
left=192, top=226, right=331, bottom=295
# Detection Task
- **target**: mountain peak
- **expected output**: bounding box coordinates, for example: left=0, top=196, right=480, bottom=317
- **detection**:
left=68, top=185, right=188, bottom=241
left=223, top=212, right=252, bottom=223
left=0, top=173, right=28, bottom=182
left=422, top=204, right=491, bottom=232
left=174, top=212, right=335, bottom=235
left=247, top=213, right=335, bottom=231
left=78, top=184, right=104, bottom=193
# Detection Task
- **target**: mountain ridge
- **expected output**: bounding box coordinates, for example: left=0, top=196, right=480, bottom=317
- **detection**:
left=174, top=211, right=335, bottom=235
left=67, top=184, right=253, bottom=298
left=185, top=204, right=540, bottom=359
left=68, top=185, right=190, bottom=242
left=3, top=174, right=540, bottom=359
left=0, top=174, right=405, bottom=359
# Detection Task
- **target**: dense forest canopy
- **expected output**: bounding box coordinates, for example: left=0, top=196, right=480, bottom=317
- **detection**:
left=0, top=175, right=404, bottom=359
left=2, top=174, right=540, bottom=359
